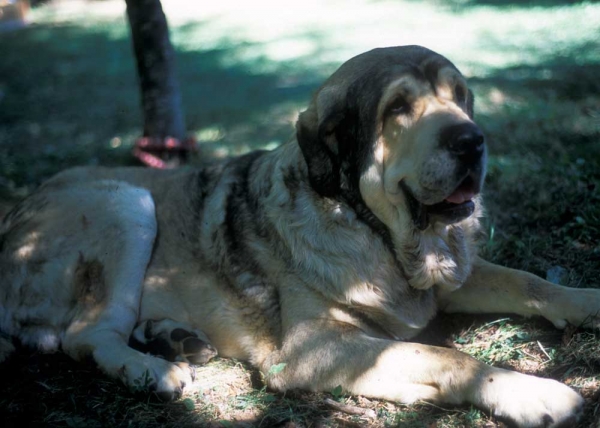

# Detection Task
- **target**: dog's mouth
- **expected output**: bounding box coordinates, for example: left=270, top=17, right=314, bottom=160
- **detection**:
left=401, top=174, right=480, bottom=230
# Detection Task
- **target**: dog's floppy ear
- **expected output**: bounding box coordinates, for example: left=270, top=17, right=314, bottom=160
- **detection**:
left=296, top=87, right=346, bottom=197
left=466, top=88, right=475, bottom=119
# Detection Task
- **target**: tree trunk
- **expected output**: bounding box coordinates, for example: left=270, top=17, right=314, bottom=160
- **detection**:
left=125, top=0, right=186, bottom=142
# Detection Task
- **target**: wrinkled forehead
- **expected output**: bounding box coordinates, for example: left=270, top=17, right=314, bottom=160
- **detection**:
left=378, top=62, right=466, bottom=99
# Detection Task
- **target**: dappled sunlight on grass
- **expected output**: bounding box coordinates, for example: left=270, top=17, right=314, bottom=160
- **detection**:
left=164, top=0, right=600, bottom=77
left=28, top=0, right=600, bottom=75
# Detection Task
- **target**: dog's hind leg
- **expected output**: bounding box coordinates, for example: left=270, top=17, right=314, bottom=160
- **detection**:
left=56, top=182, right=194, bottom=400
left=0, top=180, right=192, bottom=400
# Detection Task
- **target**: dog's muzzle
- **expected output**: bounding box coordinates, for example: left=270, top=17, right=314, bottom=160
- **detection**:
left=404, top=123, right=485, bottom=230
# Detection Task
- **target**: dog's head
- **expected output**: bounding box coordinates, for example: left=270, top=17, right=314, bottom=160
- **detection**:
left=297, top=45, right=485, bottom=232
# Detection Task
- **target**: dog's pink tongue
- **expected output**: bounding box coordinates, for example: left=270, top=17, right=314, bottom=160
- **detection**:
left=445, top=189, right=475, bottom=204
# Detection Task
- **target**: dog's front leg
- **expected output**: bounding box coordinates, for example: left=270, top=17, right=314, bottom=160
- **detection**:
left=263, top=320, right=582, bottom=427
left=438, top=257, right=600, bottom=329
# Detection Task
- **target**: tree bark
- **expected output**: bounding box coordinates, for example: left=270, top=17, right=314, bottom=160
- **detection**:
left=125, top=0, right=186, bottom=142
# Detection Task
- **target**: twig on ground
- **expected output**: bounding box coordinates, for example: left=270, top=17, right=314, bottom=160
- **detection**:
left=537, top=341, right=552, bottom=361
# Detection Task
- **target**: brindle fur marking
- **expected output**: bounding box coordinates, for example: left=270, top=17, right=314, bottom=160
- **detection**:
left=73, top=254, right=106, bottom=308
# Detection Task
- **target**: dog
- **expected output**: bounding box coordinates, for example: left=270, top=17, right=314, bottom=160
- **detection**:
left=1, top=45, right=598, bottom=427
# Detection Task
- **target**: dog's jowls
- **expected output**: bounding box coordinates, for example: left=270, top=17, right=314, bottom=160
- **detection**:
left=1, top=46, right=599, bottom=426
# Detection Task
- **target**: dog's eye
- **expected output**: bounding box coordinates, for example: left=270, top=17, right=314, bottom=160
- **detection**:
left=454, top=85, right=466, bottom=104
left=386, top=97, right=411, bottom=116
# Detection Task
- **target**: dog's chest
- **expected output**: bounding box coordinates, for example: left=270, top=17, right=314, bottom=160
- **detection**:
left=277, top=205, right=438, bottom=339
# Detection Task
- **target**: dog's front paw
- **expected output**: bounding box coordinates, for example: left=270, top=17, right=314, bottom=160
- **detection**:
left=479, top=370, right=583, bottom=427
left=543, top=288, right=600, bottom=330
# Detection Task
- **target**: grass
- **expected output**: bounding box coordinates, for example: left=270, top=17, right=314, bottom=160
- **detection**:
left=1, top=0, right=600, bottom=426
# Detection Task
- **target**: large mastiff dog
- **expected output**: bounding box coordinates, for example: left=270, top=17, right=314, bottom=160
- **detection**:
left=1, top=46, right=598, bottom=427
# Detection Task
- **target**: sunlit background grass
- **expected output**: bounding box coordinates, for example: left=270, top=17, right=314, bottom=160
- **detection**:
left=0, top=0, right=599, bottom=426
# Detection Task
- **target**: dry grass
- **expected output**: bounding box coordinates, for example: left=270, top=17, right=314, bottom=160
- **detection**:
left=6, top=317, right=598, bottom=427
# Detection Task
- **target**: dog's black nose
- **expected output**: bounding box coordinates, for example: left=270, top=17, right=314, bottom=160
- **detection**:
left=441, top=123, right=485, bottom=164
